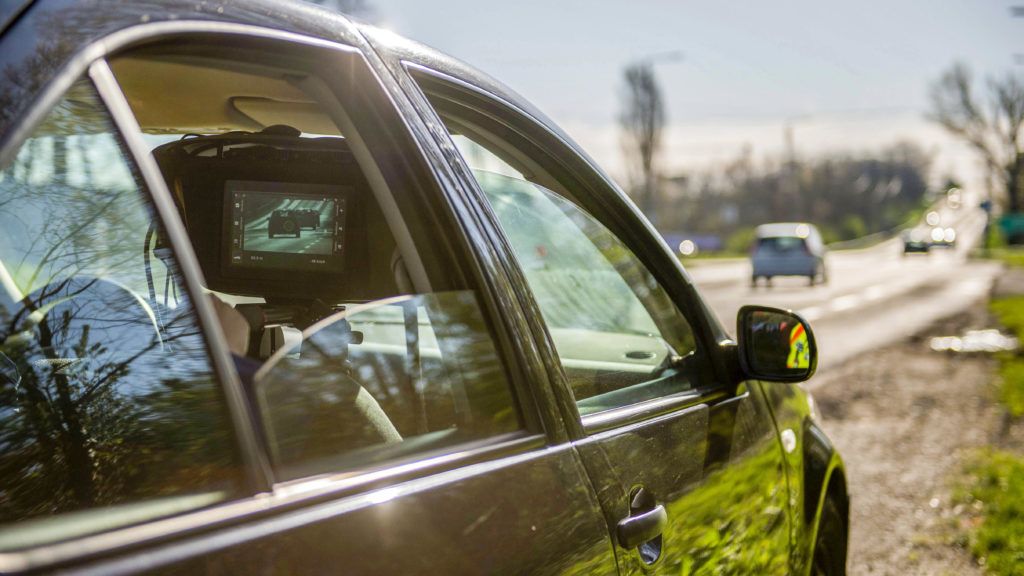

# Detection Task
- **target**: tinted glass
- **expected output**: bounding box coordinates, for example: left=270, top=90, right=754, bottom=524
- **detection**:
left=256, top=291, right=520, bottom=481
left=444, top=135, right=699, bottom=415
left=0, top=80, right=242, bottom=550
left=756, top=236, right=807, bottom=254
left=110, top=52, right=526, bottom=482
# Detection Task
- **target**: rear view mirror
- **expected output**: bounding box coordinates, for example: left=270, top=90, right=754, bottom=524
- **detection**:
left=737, top=305, right=817, bottom=383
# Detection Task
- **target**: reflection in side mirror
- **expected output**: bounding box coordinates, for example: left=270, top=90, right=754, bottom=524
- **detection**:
left=737, top=305, right=817, bottom=383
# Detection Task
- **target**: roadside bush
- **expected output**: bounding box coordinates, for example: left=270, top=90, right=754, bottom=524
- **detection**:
left=724, top=227, right=756, bottom=255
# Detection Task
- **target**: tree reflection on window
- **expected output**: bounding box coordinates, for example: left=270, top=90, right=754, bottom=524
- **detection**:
left=0, top=80, right=241, bottom=550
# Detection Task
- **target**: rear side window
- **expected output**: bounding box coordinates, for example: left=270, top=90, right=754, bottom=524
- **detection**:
left=109, top=51, right=524, bottom=483
left=756, top=237, right=808, bottom=254
left=0, top=79, right=243, bottom=550
left=257, top=291, right=519, bottom=481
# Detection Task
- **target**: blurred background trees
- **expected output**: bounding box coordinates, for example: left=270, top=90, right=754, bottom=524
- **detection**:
left=619, top=62, right=667, bottom=225
left=652, top=142, right=932, bottom=251
left=929, top=63, right=1024, bottom=213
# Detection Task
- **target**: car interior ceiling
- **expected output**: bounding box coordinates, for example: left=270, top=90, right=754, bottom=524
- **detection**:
left=111, top=54, right=414, bottom=367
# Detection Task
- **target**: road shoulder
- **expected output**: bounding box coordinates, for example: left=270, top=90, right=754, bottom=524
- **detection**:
left=810, top=305, right=998, bottom=575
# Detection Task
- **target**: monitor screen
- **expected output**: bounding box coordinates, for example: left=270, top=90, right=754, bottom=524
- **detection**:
left=225, top=180, right=347, bottom=273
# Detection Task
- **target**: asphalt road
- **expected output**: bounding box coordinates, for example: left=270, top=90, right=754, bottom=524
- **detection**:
left=244, top=227, right=334, bottom=255
left=242, top=198, right=335, bottom=255
left=686, top=192, right=999, bottom=374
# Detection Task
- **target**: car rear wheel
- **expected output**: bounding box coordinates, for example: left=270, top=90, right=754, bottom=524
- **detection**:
left=811, top=497, right=847, bottom=576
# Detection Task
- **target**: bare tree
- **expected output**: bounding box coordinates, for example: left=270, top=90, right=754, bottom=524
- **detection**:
left=929, top=63, right=1024, bottom=212
left=620, top=63, right=666, bottom=222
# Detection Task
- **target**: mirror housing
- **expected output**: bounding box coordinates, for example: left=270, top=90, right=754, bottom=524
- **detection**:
left=737, top=305, right=817, bottom=383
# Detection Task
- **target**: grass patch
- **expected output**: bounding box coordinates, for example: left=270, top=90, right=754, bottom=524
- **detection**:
left=991, top=296, right=1024, bottom=336
left=991, top=247, right=1024, bottom=268
left=997, top=360, right=1024, bottom=417
left=962, top=295, right=1024, bottom=572
left=990, top=296, right=1024, bottom=417
left=958, top=449, right=1024, bottom=574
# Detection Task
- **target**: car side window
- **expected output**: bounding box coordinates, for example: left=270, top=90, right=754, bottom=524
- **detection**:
left=256, top=291, right=519, bottom=481
left=108, top=51, right=525, bottom=484
left=434, top=126, right=701, bottom=415
left=0, top=79, right=244, bottom=550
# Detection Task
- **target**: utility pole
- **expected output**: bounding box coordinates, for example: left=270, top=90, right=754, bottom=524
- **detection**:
left=780, top=115, right=808, bottom=221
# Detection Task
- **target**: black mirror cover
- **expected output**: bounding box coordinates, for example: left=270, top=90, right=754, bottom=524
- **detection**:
left=737, top=305, right=817, bottom=383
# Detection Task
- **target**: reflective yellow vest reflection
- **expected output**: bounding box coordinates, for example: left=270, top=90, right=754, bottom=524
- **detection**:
left=787, top=323, right=810, bottom=369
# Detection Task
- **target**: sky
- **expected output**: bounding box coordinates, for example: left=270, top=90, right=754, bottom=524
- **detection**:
left=368, top=1, right=1021, bottom=192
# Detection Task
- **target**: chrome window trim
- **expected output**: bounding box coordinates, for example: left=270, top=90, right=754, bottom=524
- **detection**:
left=578, top=402, right=709, bottom=445
left=402, top=62, right=615, bottom=187
left=0, top=432, right=547, bottom=573
left=0, top=21, right=364, bottom=168
left=88, top=57, right=273, bottom=497
left=0, top=21, right=376, bottom=499
left=580, top=388, right=726, bottom=435
left=402, top=64, right=736, bottom=436
left=0, top=21, right=553, bottom=571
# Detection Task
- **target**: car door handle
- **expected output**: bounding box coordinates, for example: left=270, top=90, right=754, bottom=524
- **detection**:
left=616, top=504, right=667, bottom=549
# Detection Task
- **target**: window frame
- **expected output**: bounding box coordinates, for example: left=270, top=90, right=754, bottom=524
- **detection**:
left=0, top=20, right=553, bottom=573
left=401, top=65, right=735, bottom=434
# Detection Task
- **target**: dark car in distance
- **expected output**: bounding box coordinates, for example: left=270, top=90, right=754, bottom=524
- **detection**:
left=0, top=1, right=849, bottom=574
left=296, top=208, right=320, bottom=230
left=902, top=229, right=931, bottom=254
left=268, top=209, right=302, bottom=238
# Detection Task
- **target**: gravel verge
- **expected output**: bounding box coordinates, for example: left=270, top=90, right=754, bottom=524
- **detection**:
left=811, top=305, right=999, bottom=575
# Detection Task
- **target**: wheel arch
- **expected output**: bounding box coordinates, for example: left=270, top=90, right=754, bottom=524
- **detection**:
left=802, top=419, right=849, bottom=574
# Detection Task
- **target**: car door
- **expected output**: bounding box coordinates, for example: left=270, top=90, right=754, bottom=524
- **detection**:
left=385, top=55, right=793, bottom=574
left=0, top=6, right=617, bottom=575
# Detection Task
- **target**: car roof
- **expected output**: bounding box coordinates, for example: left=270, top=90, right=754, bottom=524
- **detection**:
left=755, top=222, right=817, bottom=238
left=3, top=0, right=594, bottom=174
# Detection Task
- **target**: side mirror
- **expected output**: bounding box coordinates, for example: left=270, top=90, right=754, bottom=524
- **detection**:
left=737, top=305, right=817, bottom=383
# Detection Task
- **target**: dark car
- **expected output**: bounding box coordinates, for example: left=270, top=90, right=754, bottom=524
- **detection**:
left=268, top=209, right=301, bottom=238
left=295, top=208, right=320, bottom=230
left=0, top=2, right=848, bottom=574
left=902, top=229, right=931, bottom=254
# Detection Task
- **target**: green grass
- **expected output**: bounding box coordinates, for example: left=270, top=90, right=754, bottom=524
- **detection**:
left=990, top=296, right=1024, bottom=417
left=989, top=247, right=1024, bottom=268
left=960, top=297, right=1024, bottom=573
left=996, top=360, right=1024, bottom=418
left=957, top=449, right=1024, bottom=574
left=991, top=297, right=1024, bottom=335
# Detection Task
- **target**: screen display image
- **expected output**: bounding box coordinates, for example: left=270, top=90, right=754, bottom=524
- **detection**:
left=226, top=181, right=347, bottom=273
